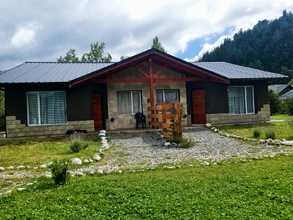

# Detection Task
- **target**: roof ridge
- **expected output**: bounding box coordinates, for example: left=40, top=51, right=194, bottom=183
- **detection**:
left=24, top=61, right=116, bottom=64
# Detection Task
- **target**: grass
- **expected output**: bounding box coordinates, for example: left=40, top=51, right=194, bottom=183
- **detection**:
left=220, top=114, right=293, bottom=140
left=0, top=155, right=293, bottom=219
left=271, top=114, right=293, bottom=121
left=0, top=137, right=100, bottom=167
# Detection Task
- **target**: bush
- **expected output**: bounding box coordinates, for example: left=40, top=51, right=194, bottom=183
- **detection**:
left=69, top=141, right=88, bottom=153
left=252, top=129, right=261, bottom=138
left=268, top=90, right=281, bottom=114
left=265, top=130, right=276, bottom=139
left=173, top=136, right=194, bottom=148
left=286, top=98, right=293, bottom=115
left=49, top=160, right=70, bottom=185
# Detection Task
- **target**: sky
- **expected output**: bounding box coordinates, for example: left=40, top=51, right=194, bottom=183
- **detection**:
left=1, top=0, right=293, bottom=70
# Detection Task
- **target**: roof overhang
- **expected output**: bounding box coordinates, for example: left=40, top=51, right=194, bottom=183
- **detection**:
left=69, top=49, right=230, bottom=87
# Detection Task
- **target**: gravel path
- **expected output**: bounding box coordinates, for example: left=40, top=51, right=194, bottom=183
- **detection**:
left=108, top=128, right=293, bottom=167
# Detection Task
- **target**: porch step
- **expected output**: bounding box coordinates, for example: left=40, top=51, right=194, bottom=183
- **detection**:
left=183, top=125, right=206, bottom=132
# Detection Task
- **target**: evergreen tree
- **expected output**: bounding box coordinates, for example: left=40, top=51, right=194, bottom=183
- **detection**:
left=151, top=36, right=166, bottom=52
left=200, top=10, right=293, bottom=78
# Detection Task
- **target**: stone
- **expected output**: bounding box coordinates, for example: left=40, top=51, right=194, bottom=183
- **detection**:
left=88, top=159, right=94, bottom=163
left=17, top=187, right=26, bottom=192
left=7, top=166, right=14, bottom=170
left=0, top=167, right=5, bottom=172
left=83, top=159, right=90, bottom=163
left=75, top=171, right=84, bottom=176
left=40, top=164, right=47, bottom=169
left=16, top=165, right=25, bottom=170
left=93, top=154, right=101, bottom=161
left=205, top=123, right=212, bottom=127
left=164, top=142, right=171, bottom=147
left=71, top=158, right=82, bottom=165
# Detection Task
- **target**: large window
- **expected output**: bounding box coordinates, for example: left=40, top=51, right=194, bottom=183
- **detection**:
left=27, top=91, right=66, bottom=125
left=228, top=86, right=255, bottom=114
left=156, top=89, right=180, bottom=104
left=117, top=90, right=142, bottom=114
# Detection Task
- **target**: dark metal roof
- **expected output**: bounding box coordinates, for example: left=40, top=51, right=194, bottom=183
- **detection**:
left=0, top=62, right=112, bottom=84
left=193, top=62, right=287, bottom=80
left=0, top=50, right=288, bottom=84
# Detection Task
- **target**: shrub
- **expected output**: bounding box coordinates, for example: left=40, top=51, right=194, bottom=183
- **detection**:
left=69, top=141, right=88, bottom=153
left=265, top=130, right=276, bottom=139
left=173, top=136, right=194, bottom=148
left=252, top=129, right=261, bottom=138
left=49, top=160, right=70, bottom=185
left=268, top=90, right=281, bottom=114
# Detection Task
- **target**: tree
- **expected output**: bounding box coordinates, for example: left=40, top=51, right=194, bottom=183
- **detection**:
left=151, top=36, right=166, bottom=52
left=57, top=42, right=112, bottom=63
left=57, top=49, right=79, bottom=62
left=200, top=10, right=293, bottom=79
left=81, top=42, right=112, bottom=62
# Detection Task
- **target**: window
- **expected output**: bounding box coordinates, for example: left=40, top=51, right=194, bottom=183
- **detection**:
left=228, top=86, right=255, bottom=114
left=27, top=91, right=66, bottom=125
left=117, top=90, right=142, bottom=114
left=156, top=89, right=180, bottom=104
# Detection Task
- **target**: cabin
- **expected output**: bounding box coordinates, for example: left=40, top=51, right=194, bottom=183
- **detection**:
left=0, top=49, right=288, bottom=137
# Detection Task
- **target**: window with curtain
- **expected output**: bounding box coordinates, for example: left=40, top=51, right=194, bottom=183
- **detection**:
left=228, top=86, right=255, bottom=114
left=27, top=91, right=66, bottom=125
left=117, top=90, right=142, bottom=114
left=156, top=89, right=180, bottom=104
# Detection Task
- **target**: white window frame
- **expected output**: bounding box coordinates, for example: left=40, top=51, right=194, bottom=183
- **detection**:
left=156, top=89, right=180, bottom=103
left=26, top=91, right=67, bottom=126
left=228, top=85, right=255, bottom=115
left=117, top=90, right=142, bottom=114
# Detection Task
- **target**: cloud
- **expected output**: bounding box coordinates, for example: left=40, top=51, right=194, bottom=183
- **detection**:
left=10, top=23, right=40, bottom=48
left=0, top=0, right=293, bottom=69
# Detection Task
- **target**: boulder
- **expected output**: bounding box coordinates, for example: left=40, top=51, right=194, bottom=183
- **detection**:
left=7, top=166, right=14, bottom=170
left=0, top=167, right=5, bottom=172
left=40, top=164, right=47, bottom=169
left=17, top=187, right=26, bottom=192
left=164, top=142, right=171, bottom=147
left=83, top=159, right=90, bottom=164
left=71, top=158, right=82, bottom=165
left=16, top=165, right=25, bottom=170
left=93, top=154, right=101, bottom=161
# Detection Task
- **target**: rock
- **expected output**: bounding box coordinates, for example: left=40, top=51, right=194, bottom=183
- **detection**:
left=281, top=140, right=293, bottom=146
left=71, top=158, right=82, bottom=165
left=40, top=164, right=47, bottom=169
left=0, top=167, right=5, bottom=172
left=75, top=171, right=84, bottom=176
left=206, top=123, right=212, bottom=128
left=83, top=159, right=90, bottom=164
left=118, top=170, right=122, bottom=174
left=88, top=159, right=94, bottom=163
left=7, top=166, right=14, bottom=170
left=164, top=142, right=171, bottom=147
left=26, top=182, right=34, bottom=186
left=16, top=165, right=25, bottom=170
left=202, top=161, right=210, bottom=166
left=97, top=169, right=104, bottom=174
left=17, top=187, right=26, bottom=192
left=93, top=154, right=101, bottom=161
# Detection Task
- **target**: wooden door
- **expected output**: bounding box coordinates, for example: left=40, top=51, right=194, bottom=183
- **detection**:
left=92, top=94, right=103, bottom=130
left=192, top=90, right=206, bottom=124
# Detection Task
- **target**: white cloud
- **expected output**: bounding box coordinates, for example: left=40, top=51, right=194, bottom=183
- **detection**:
left=0, top=0, right=292, bottom=69
left=10, top=23, right=40, bottom=48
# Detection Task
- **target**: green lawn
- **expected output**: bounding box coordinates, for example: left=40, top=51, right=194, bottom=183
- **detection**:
left=1, top=155, right=293, bottom=219
left=0, top=137, right=100, bottom=167
left=219, top=114, right=293, bottom=140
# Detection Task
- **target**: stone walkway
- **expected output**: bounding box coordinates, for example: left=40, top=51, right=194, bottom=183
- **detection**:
left=107, top=128, right=293, bottom=167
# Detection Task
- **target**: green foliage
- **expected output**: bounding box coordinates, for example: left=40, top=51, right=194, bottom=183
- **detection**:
left=173, top=136, right=194, bottom=148
left=57, top=41, right=112, bottom=63
left=285, top=98, right=293, bottom=115
left=57, top=49, right=79, bottom=62
left=0, top=90, right=4, bottom=131
left=265, top=130, right=276, bottom=139
left=81, top=42, right=112, bottom=62
left=1, top=155, right=293, bottom=219
left=252, top=129, right=261, bottom=138
left=200, top=10, right=293, bottom=78
left=268, top=90, right=281, bottom=114
left=48, top=160, right=70, bottom=185
left=151, top=36, right=166, bottom=52
left=69, top=141, right=88, bottom=153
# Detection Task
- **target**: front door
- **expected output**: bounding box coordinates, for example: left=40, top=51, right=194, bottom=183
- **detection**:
left=92, top=94, right=103, bottom=130
left=192, top=90, right=206, bottom=124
